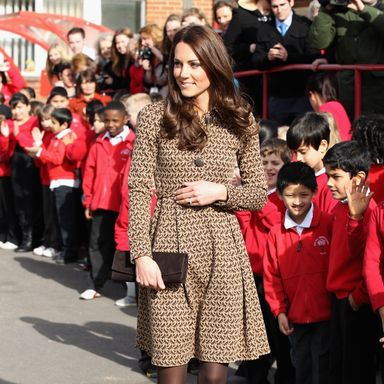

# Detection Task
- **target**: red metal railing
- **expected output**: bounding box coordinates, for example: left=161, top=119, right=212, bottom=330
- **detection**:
left=234, top=64, right=384, bottom=120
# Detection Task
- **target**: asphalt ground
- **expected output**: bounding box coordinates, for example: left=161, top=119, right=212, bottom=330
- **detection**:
left=0, top=248, right=247, bottom=384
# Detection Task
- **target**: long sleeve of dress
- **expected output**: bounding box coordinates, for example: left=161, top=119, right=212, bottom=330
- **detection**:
left=128, top=104, right=159, bottom=261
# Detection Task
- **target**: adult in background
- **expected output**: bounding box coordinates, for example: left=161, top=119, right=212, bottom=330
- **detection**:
left=224, top=0, right=272, bottom=114
left=108, top=28, right=134, bottom=93
left=67, top=27, right=96, bottom=61
left=214, top=1, right=235, bottom=37
left=251, top=0, right=323, bottom=125
left=308, top=0, right=384, bottom=118
left=45, top=42, right=70, bottom=86
left=128, top=25, right=270, bottom=384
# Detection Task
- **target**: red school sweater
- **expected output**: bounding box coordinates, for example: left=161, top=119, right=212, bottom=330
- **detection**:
left=235, top=191, right=285, bottom=275
left=363, top=202, right=384, bottom=311
left=263, top=205, right=334, bottom=324
left=326, top=198, right=377, bottom=307
left=38, top=129, right=78, bottom=182
left=82, top=128, right=136, bottom=213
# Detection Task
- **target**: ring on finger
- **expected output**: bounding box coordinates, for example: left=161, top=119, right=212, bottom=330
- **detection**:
left=188, top=198, right=192, bottom=205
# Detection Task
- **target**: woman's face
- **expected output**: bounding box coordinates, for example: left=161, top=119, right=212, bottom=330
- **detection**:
left=216, top=6, right=233, bottom=30
left=182, top=15, right=205, bottom=27
left=140, top=33, right=154, bottom=48
left=115, top=34, right=130, bottom=55
left=12, top=102, right=30, bottom=121
left=166, top=20, right=181, bottom=42
left=48, top=48, right=62, bottom=65
left=173, top=42, right=211, bottom=110
left=80, top=80, right=96, bottom=96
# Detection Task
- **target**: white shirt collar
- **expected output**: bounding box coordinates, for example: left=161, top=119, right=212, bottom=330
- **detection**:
left=56, top=128, right=72, bottom=139
left=268, top=187, right=277, bottom=195
left=315, top=167, right=326, bottom=177
left=276, top=11, right=293, bottom=30
left=103, top=125, right=130, bottom=146
left=284, top=203, right=314, bottom=235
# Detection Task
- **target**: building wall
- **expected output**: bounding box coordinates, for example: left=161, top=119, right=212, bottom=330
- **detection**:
left=146, top=0, right=214, bottom=27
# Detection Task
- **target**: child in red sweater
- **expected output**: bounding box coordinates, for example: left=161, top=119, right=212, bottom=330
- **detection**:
left=264, top=161, right=334, bottom=384
left=235, top=138, right=295, bottom=384
left=26, top=108, right=80, bottom=265
left=286, top=112, right=337, bottom=213
left=80, top=101, right=135, bottom=300
left=364, top=202, right=384, bottom=339
left=324, top=141, right=377, bottom=384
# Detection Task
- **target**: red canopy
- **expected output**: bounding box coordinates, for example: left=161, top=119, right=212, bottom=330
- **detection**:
left=0, top=11, right=113, bottom=51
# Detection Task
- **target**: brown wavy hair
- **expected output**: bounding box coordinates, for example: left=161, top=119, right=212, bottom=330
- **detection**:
left=162, top=25, right=256, bottom=151
left=111, top=27, right=134, bottom=77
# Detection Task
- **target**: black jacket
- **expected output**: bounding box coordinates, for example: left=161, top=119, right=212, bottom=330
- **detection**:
left=251, top=12, right=322, bottom=97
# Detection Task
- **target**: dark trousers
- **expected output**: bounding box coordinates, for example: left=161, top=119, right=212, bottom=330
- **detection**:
left=244, top=275, right=295, bottom=384
left=329, top=295, right=376, bottom=384
left=268, top=96, right=312, bottom=126
left=0, top=176, right=21, bottom=244
left=52, top=186, right=80, bottom=260
left=11, top=146, right=43, bottom=243
left=42, top=186, right=60, bottom=249
left=89, top=209, right=118, bottom=291
left=289, top=322, right=330, bottom=384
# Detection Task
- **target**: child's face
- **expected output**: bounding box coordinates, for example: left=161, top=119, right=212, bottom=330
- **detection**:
left=50, top=95, right=69, bottom=108
left=280, top=184, right=315, bottom=224
left=80, top=81, right=96, bottom=96
left=41, top=116, right=52, bottom=131
left=325, top=166, right=355, bottom=200
left=51, top=117, right=66, bottom=135
left=104, top=110, right=127, bottom=137
left=93, top=113, right=105, bottom=135
left=11, top=102, right=30, bottom=121
left=262, top=153, right=285, bottom=190
left=295, top=141, right=328, bottom=173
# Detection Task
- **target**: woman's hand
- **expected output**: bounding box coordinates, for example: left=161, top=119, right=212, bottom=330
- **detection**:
left=0, top=120, right=9, bottom=137
left=174, top=180, right=227, bottom=207
left=135, top=256, right=165, bottom=290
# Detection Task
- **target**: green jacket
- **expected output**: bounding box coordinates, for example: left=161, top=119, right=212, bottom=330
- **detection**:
left=308, top=5, right=384, bottom=116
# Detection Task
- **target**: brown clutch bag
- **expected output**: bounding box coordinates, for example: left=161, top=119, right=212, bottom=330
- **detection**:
left=111, top=250, right=188, bottom=284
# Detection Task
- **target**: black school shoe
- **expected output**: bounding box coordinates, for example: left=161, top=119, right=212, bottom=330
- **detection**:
left=55, top=253, right=78, bottom=265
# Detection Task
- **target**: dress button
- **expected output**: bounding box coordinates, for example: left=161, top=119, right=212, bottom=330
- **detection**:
left=194, top=158, right=204, bottom=167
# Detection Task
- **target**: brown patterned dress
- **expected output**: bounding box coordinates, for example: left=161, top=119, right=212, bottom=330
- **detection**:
left=128, top=101, right=270, bottom=367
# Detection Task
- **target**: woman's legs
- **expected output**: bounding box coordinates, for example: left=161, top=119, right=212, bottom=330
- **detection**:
left=157, top=364, right=188, bottom=384
left=198, top=362, right=228, bottom=384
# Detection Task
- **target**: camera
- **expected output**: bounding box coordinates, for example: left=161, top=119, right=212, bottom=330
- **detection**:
left=139, top=46, right=152, bottom=61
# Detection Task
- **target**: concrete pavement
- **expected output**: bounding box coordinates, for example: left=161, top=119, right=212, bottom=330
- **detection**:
left=0, top=248, right=245, bottom=384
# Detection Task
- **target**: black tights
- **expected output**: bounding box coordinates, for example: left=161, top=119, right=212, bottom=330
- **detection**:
left=158, top=362, right=228, bottom=384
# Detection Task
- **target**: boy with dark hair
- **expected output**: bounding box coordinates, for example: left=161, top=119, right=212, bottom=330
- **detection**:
left=26, top=108, right=80, bottom=264
left=264, top=161, right=334, bottom=384
left=80, top=101, right=135, bottom=300
left=286, top=111, right=337, bottom=213
left=324, top=141, right=377, bottom=384
left=235, top=138, right=295, bottom=384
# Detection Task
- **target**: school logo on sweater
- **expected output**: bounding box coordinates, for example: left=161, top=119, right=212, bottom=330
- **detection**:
left=314, top=236, right=329, bottom=255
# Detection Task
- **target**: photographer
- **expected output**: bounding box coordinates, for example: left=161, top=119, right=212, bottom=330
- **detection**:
left=138, top=24, right=167, bottom=98
left=308, top=0, right=384, bottom=117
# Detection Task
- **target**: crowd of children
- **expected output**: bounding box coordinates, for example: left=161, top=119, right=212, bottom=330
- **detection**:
left=0, top=6, right=383, bottom=383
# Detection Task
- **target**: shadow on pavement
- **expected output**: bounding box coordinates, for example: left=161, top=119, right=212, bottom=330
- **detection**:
left=20, top=317, right=142, bottom=371
left=14, top=256, right=126, bottom=299
left=0, top=379, right=19, bottom=384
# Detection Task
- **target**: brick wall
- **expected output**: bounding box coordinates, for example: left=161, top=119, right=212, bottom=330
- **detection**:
left=146, top=0, right=214, bottom=28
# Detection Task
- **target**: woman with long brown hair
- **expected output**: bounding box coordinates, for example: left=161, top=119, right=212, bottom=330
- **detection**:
left=108, top=27, right=134, bottom=92
left=128, top=25, right=269, bottom=383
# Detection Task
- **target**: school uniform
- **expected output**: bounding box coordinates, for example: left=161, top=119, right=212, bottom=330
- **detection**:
left=0, top=134, right=20, bottom=245
left=264, top=204, right=333, bottom=384
left=34, top=131, right=60, bottom=251
left=8, top=117, right=43, bottom=250
left=83, top=125, right=135, bottom=291
left=235, top=190, right=295, bottom=384
left=37, top=128, right=80, bottom=262
left=327, top=199, right=377, bottom=384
